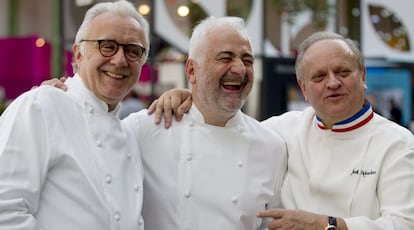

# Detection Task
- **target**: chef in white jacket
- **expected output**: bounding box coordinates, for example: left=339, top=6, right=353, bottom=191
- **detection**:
left=0, top=1, right=149, bottom=229
left=258, top=32, right=414, bottom=230
left=123, top=16, right=287, bottom=230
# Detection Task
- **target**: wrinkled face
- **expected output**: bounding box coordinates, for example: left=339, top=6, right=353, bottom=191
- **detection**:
left=187, top=27, right=254, bottom=119
left=73, top=12, right=147, bottom=111
left=297, top=39, right=367, bottom=127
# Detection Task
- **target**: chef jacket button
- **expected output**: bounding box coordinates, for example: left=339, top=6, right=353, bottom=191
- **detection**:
left=96, top=140, right=102, bottom=148
left=105, top=175, right=112, bottom=184
left=188, top=121, right=194, bottom=127
left=127, top=152, right=132, bottom=159
left=237, top=161, right=243, bottom=168
left=138, top=216, right=144, bottom=225
left=231, top=196, right=238, bottom=204
left=184, top=191, right=191, bottom=198
left=114, top=212, right=120, bottom=221
left=86, top=105, right=94, bottom=114
left=134, top=185, right=140, bottom=192
left=186, top=155, right=192, bottom=161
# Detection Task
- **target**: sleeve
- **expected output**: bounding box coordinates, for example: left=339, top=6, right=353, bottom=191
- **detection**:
left=344, top=132, right=414, bottom=230
left=0, top=91, right=52, bottom=229
left=259, top=130, right=288, bottom=230
left=268, top=137, right=288, bottom=211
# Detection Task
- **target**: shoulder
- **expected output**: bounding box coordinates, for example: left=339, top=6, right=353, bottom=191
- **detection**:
left=261, top=107, right=314, bottom=129
left=122, top=109, right=150, bottom=125
left=241, top=113, right=286, bottom=146
left=4, top=85, right=68, bottom=113
left=370, top=114, right=414, bottom=146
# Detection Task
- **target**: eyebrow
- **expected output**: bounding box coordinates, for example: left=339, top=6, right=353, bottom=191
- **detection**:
left=217, top=51, right=254, bottom=59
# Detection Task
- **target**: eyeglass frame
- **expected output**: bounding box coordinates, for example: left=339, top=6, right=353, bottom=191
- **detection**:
left=79, top=39, right=146, bottom=62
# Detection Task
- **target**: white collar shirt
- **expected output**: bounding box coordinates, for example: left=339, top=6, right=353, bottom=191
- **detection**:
left=262, top=106, right=414, bottom=230
left=123, top=104, right=287, bottom=230
left=0, top=74, right=144, bottom=230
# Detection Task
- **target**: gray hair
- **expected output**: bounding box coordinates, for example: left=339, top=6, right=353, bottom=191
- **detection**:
left=74, top=0, right=150, bottom=62
left=295, top=31, right=365, bottom=79
left=188, top=16, right=252, bottom=63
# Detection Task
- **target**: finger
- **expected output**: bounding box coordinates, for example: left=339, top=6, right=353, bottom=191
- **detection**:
left=162, top=95, right=173, bottom=129
left=153, top=98, right=164, bottom=125
left=40, top=79, right=58, bottom=86
left=257, top=208, right=283, bottom=219
left=267, top=219, right=284, bottom=230
left=54, top=82, right=67, bottom=91
left=170, top=94, right=183, bottom=121
left=59, top=76, right=68, bottom=82
left=41, top=79, right=67, bottom=91
left=177, top=94, right=192, bottom=115
left=147, top=99, right=158, bottom=115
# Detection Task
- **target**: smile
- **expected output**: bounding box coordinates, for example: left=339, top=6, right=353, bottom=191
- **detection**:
left=222, top=81, right=243, bottom=90
left=105, top=71, right=126, bottom=79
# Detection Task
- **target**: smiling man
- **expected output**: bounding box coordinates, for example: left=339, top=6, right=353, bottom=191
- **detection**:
left=0, top=1, right=149, bottom=229
left=122, top=16, right=287, bottom=229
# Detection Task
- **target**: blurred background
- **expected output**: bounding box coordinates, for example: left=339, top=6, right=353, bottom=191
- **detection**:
left=0, top=0, right=413, bottom=131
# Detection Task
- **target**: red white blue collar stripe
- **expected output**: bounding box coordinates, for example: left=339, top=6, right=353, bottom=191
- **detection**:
left=316, top=102, right=374, bottom=132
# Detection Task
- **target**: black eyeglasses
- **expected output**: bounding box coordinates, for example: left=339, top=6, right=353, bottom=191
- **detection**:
left=80, top=39, right=146, bottom=62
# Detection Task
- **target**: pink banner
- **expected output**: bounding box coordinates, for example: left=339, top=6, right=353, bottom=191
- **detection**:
left=0, top=35, right=51, bottom=99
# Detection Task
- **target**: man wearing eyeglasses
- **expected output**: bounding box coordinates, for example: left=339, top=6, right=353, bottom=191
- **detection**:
left=0, top=1, right=148, bottom=229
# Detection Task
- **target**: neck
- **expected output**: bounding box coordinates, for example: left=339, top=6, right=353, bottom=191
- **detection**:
left=194, top=103, right=236, bottom=127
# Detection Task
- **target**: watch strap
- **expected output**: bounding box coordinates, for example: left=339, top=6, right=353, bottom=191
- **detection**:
left=325, top=216, right=337, bottom=230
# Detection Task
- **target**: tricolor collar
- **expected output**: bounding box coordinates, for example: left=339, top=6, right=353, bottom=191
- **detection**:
left=316, top=102, right=374, bottom=132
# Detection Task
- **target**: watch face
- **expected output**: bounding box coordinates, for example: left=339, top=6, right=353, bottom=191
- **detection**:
left=328, top=216, right=337, bottom=227
left=326, top=216, right=337, bottom=230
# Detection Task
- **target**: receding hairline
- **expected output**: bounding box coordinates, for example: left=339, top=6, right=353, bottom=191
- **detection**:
left=188, top=16, right=251, bottom=62
left=295, top=31, right=364, bottom=80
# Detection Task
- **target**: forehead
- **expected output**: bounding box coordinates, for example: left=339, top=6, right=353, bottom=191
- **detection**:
left=87, top=12, right=145, bottom=43
left=206, top=27, right=252, bottom=54
left=305, top=39, right=352, bottom=59
left=302, top=39, right=356, bottom=68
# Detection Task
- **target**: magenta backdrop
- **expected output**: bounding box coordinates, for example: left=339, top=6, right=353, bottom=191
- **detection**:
left=0, top=35, right=51, bottom=100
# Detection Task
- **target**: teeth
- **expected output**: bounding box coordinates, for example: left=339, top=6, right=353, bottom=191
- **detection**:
left=223, top=81, right=241, bottom=86
left=106, top=71, right=124, bottom=79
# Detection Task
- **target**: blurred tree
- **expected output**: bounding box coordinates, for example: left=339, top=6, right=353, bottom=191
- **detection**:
left=270, top=0, right=334, bottom=29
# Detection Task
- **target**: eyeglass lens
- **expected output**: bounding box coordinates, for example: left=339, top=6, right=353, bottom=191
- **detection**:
left=99, top=40, right=144, bottom=61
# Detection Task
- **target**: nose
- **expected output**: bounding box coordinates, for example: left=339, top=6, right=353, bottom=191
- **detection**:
left=326, top=72, right=341, bottom=89
left=110, top=47, right=128, bottom=67
left=230, top=58, right=247, bottom=77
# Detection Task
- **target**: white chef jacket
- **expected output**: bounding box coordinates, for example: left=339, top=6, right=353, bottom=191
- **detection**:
left=262, top=103, right=414, bottom=230
left=123, top=105, right=287, bottom=230
left=0, top=74, right=144, bottom=230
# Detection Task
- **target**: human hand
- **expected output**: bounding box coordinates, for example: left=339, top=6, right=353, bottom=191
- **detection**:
left=32, top=76, right=68, bottom=91
left=147, top=88, right=192, bottom=128
left=257, top=208, right=327, bottom=230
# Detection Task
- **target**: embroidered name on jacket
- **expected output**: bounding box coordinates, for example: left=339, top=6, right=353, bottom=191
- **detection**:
left=350, top=169, right=377, bottom=177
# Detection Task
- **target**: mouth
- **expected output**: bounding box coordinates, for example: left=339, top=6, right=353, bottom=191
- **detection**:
left=105, top=71, right=127, bottom=79
left=326, top=93, right=345, bottom=100
left=222, top=81, right=243, bottom=91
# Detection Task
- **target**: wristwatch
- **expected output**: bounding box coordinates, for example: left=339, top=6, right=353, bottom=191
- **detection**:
left=325, top=216, right=337, bottom=230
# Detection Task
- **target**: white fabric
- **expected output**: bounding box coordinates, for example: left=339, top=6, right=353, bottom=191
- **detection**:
left=0, top=75, right=144, bottom=230
left=123, top=105, right=287, bottom=230
left=262, top=106, right=414, bottom=230
left=119, top=98, right=145, bottom=119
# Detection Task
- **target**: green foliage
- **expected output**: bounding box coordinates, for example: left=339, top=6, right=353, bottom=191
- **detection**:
left=270, top=0, right=334, bottom=28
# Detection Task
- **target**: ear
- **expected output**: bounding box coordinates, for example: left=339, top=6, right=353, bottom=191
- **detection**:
left=185, top=59, right=197, bottom=84
left=361, top=68, right=368, bottom=90
left=297, top=77, right=308, bottom=101
left=73, top=43, right=82, bottom=63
